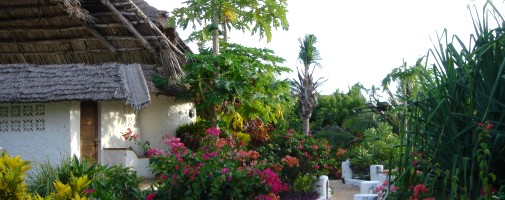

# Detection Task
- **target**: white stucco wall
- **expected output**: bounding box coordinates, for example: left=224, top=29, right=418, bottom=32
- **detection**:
left=99, top=95, right=195, bottom=157
left=0, top=102, right=78, bottom=166
left=138, top=95, right=196, bottom=151
left=99, top=101, right=139, bottom=152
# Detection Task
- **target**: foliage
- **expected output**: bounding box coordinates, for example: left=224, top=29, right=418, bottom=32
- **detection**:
left=147, top=127, right=288, bottom=199
left=256, top=130, right=338, bottom=186
left=0, top=150, right=31, bottom=199
left=29, top=155, right=98, bottom=197
left=176, top=119, right=211, bottom=151
left=311, top=84, right=367, bottom=133
left=390, top=2, right=505, bottom=199
left=347, top=122, right=400, bottom=179
left=90, top=165, right=142, bottom=200
left=313, top=127, right=354, bottom=150
left=49, top=174, right=92, bottom=200
left=28, top=155, right=142, bottom=199
left=169, top=0, right=289, bottom=44
left=27, top=160, right=58, bottom=197
left=292, top=174, right=315, bottom=192
left=180, top=43, right=292, bottom=125
left=245, top=118, right=275, bottom=146
left=291, top=34, right=325, bottom=135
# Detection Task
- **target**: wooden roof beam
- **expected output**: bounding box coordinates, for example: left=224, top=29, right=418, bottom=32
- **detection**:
left=83, top=24, right=118, bottom=55
left=100, top=0, right=156, bottom=55
left=124, top=0, right=185, bottom=56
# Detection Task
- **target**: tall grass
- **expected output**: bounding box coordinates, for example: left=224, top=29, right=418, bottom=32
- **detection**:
left=392, top=1, right=505, bottom=199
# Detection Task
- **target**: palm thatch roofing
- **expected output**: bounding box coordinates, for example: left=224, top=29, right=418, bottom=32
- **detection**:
left=0, top=0, right=190, bottom=79
left=0, top=63, right=151, bottom=109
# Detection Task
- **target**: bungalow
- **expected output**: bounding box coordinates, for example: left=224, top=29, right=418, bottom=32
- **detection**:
left=0, top=0, right=194, bottom=177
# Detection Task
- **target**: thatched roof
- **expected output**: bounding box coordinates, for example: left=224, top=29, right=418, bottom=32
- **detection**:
left=0, top=0, right=190, bottom=79
left=0, top=63, right=150, bottom=110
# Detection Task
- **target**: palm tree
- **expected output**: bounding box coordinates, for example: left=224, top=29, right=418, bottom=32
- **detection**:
left=291, top=34, right=325, bottom=135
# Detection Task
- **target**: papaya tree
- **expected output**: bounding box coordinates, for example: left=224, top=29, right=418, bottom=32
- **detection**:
left=169, top=0, right=289, bottom=53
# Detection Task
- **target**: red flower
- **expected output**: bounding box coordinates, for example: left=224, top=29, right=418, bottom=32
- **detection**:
left=481, top=186, right=498, bottom=196
left=486, top=123, right=494, bottom=131
left=413, top=184, right=428, bottom=197
left=84, top=189, right=94, bottom=194
left=146, top=193, right=155, bottom=200
left=413, top=159, right=418, bottom=165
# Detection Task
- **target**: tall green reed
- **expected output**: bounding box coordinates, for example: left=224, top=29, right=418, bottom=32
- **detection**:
left=392, top=1, right=505, bottom=199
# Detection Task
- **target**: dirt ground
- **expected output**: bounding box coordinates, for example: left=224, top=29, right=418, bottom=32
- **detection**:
left=329, top=180, right=360, bottom=200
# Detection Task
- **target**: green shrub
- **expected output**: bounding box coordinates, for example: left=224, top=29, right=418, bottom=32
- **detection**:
left=293, top=174, right=315, bottom=192
left=90, top=165, right=142, bottom=199
left=176, top=119, right=210, bottom=151
left=28, top=155, right=97, bottom=197
left=313, top=126, right=355, bottom=149
left=27, top=160, right=59, bottom=197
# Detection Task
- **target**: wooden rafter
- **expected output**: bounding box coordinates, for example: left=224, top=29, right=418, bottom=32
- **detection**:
left=125, top=0, right=185, bottom=56
left=83, top=24, right=118, bottom=54
left=100, top=0, right=156, bottom=55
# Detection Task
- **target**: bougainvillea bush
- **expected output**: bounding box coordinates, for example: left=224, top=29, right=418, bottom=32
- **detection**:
left=255, top=129, right=339, bottom=189
left=147, top=127, right=288, bottom=200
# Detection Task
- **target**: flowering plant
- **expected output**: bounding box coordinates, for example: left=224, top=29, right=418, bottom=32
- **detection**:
left=146, top=127, right=287, bottom=199
left=122, top=128, right=151, bottom=154
left=256, top=129, right=339, bottom=188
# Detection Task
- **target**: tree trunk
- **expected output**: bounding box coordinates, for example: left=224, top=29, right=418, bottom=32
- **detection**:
left=302, top=115, right=310, bottom=135
left=222, top=22, right=227, bottom=43
left=212, top=7, right=220, bottom=55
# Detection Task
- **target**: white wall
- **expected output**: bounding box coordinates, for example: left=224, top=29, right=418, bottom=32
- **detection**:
left=99, top=101, right=138, bottom=152
left=99, top=95, right=195, bottom=157
left=0, top=102, right=77, bottom=166
left=138, top=95, right=195, bottom=151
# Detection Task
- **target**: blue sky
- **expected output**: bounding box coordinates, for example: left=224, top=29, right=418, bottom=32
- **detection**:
left=146, top=0, right=501, bottom=95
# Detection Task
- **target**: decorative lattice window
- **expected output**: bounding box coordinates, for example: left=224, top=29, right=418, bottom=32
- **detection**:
left=122, top=105, right=137, bottom=129
left=0, top=104, right=45, bottom=133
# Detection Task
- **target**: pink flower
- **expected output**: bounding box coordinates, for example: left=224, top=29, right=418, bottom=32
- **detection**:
left=313, top=164, right=320, bottom=169
left=146, top=193, right=155, bottom=200
left=158, top=174, right=168, bottom=180
left=311, top=145, right=318, bottom=149
left=84, top=189, right=94, bottom=194
left=390, top=185, right=398, bottom=192
left=133, top=133, right=139, bottom=139
left=205, top=127, right=221, bottom=137
left=382, top=181, right=389, bottom=186
left=221, top=168, right=230, bottom=174
left=413, top=159, right=418, bottom=165
left=146, top=148, right=163, bottom=157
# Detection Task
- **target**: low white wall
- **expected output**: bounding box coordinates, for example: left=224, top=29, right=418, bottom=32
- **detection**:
left=0, top=102, right=78, bottom=166
left=102, top=148, right=153, bottom=178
